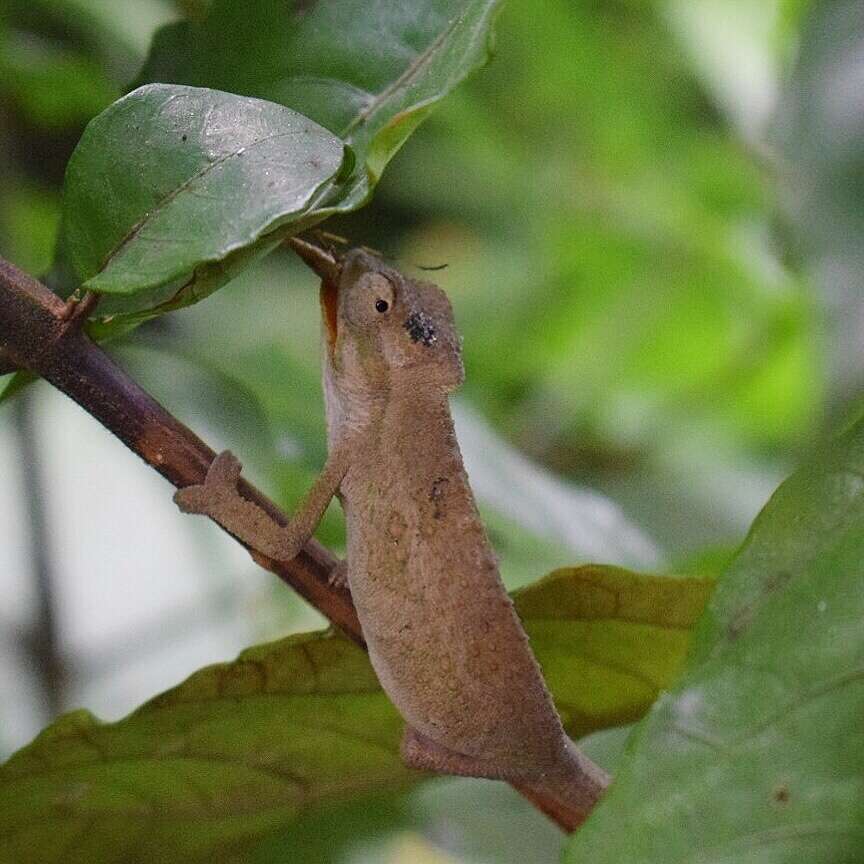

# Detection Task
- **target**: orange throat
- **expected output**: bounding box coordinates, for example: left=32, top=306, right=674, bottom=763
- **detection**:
left=320, top=278, right=339, bottom=350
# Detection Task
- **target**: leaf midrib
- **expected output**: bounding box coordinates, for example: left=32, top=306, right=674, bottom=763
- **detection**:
left=96, top=128, right=324, bottom=279
left=338, top=1, right=484, bottom=142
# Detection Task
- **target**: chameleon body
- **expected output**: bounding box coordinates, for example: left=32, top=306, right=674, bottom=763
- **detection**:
left=176, top=244, right=608, bottom=826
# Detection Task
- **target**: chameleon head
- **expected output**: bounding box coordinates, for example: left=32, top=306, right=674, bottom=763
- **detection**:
left=322, top=248, right=465, bottom=396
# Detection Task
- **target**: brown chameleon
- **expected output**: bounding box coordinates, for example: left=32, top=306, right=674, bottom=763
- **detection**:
left=175, top=238, right=608, bottom=828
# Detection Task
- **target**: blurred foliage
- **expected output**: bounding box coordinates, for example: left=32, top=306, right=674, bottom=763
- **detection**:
left=375, top=0, right=817, bottom=456
left=774, top=0, right=864, bottom=421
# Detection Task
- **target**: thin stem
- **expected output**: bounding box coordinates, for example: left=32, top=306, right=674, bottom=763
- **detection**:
left=12, top=390, right=64, bottom=718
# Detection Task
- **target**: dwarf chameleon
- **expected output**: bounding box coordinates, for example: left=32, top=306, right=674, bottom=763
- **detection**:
left=175, top=238, right=609, bottom=828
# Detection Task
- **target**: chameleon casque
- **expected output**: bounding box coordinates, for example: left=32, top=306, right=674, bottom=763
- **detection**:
left=175, top=237, right=609, bottom=828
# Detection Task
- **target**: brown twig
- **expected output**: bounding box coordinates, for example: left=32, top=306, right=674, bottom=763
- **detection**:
left=0, top=254, right=606, bottom=832
left=0, top=257, right=360, bottom=644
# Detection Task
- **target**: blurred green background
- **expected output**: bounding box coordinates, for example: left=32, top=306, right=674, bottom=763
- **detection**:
left=1, top=0, right=862, bottom=861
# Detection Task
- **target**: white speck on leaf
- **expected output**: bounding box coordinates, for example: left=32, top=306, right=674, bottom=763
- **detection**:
left=277, top=435, right=304, bottom=460
left=675, top=688, right=704, bottom=720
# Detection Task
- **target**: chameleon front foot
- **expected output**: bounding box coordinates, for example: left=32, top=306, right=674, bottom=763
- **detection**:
left=174, top=450, right=243, bottom=515
left=174, top=446, right=346, bottom=562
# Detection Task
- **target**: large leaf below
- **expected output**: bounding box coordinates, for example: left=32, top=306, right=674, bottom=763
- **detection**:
left=0, top=566, right=711, bottom=864
left=135, top=0, right=504, bottom=208
left=58, top=83, right=348, bottom=317
left=566, top=420, right=864, bottom=863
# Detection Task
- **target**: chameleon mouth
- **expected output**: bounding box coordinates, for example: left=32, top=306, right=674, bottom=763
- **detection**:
left=288, top=232, right=343, bottom=349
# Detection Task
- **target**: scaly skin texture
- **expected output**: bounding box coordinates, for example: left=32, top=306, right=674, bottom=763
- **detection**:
left=350, top=389, right=560, bottom=769
left=175, top=246, right=608, bottom=822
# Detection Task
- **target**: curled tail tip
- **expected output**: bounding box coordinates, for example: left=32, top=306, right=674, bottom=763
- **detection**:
left=512, top=749, right=610, bottom=833
left=512, top=775, right=607, bottom=833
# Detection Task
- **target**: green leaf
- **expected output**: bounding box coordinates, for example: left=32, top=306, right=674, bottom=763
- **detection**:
left=0, top=634, right=401, bottom=864
left=565, top=420, right=864, bottom=863
left=518, top=566, right=713, bottom=738
left=0, top=566, right=712, bottom=863
left=134, top=0, right=504, bottom=209
left=55, top=1, right=502, bottom=336
left=58, top=83, right=349, bottom=316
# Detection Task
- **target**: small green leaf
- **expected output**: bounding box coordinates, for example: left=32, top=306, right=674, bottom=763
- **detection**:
left=134, top=0, right=504, bottom=209
left=0, top=566, right=711, bottom=863
left=565, top=420, right=864, bottom=863
left=59, top=83, right=348, bottom=313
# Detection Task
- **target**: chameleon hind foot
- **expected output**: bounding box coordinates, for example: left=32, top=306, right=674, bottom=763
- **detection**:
left=328, top=559, right=350, bottom=589
left=400, top=726, right=503, bottom=780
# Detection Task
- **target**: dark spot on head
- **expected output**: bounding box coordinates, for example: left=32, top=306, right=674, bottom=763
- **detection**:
left=404, top=311, right=437, bottom=347
left=181, top=134, right=187, bottom=142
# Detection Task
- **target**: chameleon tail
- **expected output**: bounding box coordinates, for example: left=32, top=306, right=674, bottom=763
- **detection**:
left=511, top=743, right=610, bottom=833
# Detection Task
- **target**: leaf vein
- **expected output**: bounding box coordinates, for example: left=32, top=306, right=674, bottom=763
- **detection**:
left=339, top=3, right=486, bottom=139
left=99, top=129, right=310, bottom=276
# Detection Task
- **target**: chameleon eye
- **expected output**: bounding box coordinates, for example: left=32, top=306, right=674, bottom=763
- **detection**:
left=356, top=272, right=395, bottom=317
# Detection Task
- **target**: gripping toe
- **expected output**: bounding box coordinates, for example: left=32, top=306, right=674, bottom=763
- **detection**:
left=206, top=450, right=242, bottom=486
left=174, top=485, right=209, bottom=514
